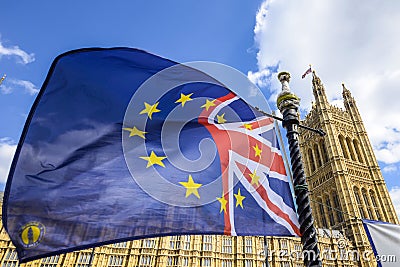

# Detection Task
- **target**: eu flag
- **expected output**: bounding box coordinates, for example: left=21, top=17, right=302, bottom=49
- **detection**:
left=3, top=48, right=299, bottom=262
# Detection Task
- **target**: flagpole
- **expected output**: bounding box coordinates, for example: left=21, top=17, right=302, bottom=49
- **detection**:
left=276, top=72, right=322, bottom=267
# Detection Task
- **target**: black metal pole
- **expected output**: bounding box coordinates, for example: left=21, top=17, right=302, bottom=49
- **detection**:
left=276, top=72, right=321, bottom=267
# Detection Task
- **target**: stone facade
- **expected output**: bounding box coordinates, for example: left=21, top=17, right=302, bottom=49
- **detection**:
left=298, top=72, right=399, bottom=267
left=0, top=227, right=354, bottom=267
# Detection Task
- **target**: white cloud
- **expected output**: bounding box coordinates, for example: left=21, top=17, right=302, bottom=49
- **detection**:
left=250, top=0, right=400, bottom=164
left=248, top=68, right=272, bottom=89
left=1, top=78, right=39, bottom=95
left=0, top=85, right=12, bottom=94
left=389, top=187, right=400, bottom=220
left=11, top=79, right=39, bottom=95
left=383, top=164, right=398, bottom=173
left=0, top=138, right=17, bottom=184
left=0, top=40, right=35, bottom=64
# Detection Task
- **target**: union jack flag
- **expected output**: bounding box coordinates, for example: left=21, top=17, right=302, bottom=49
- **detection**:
left=4, top=48, right=300, bottom=262
left=302, top=66, right=312, bottom=79
left=199, top=92, right=300, bottom=236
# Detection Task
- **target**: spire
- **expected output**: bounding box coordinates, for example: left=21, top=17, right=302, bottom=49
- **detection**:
left=342, top=83, right=352, bottom=99
left=342, top=83, right=361, bottom=120
left=311, top=71, right=329, bottom=109
left=342, top=83, right=353, bottom=101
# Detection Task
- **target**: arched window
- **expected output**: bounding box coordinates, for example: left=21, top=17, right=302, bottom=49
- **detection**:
left=354, top=187, right=366, bottom=218
left=314, top=144, right=322, bottom=167
left=362, top=188, right=373, bottom=219
left=325, top=196, right=335, bottom=226
left=339, top=135, right=349, bottom=159
left=308, top=148, right=316, bottom=173
left=332, top=193, right=344, bottom=222
left=318, top=197, right=328, bottom=228
left=346, top=137, right=356, bottom=161
left=320, top=140, right=329, bottom=163
left=370, top=190, right=382, bottom=220
left=353, top=139, right=364, bottom=163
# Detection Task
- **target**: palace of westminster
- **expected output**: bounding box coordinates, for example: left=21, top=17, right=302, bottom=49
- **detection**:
left=0, top=72, right=398, bottom=266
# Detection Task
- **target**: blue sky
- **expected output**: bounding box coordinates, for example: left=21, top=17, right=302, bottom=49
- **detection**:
left=1, top=0, right=400, bottom=217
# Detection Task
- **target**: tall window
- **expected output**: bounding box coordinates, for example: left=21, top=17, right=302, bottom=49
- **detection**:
left=362, top=188, right=373, bottom=219
left=354, top=187, right=366, bottom=218
left=320, top=140, right=329, bottom=163
left=108, top=255, right=123, bottom=267
left=221, top=260, right=233, bottom=267
left=183, top=235, right=191, bottom=250
left=325, top=196, right=335, bottom=226
left=143, top=238, right=155, bottom=248
left=245, top=260, right=253, bottom=267
left=3, top=249, right=19, bottom=267
left=139, top=255, right=152, bottom=267
left=318, top=198, right=328, bottom=228
left=167, top=257, right=178, bottom=267
left=182, top=257, right=189, bottom=267
left=339, top=135, right=349, bottom=159
left=279, top=239, right=288, bottom=255
left=370, top=190, right=382, bottom=220
left=203, top=258, right=211, bottom=267
left=41, top=255, right=60, bottom=267
left=245, top=237, right=253, bottom=253
left=353, top=139, right=364, bottom=163
left=76, top=252, right=91, bottom=267
left=170, top=236, right=181, bottom=249
left=203, top=235, right=213, bottom=251
left=346, top=137, right=356, bottom=161
left=222, top=237, right=232, bottom=253
left=314, top=144, right=322, bottom=167
left=332, top=193, right=344, bottom=222
left=308, top=148, right=316, bottom=173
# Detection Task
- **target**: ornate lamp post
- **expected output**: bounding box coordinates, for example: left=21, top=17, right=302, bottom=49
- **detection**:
left=276, top=72, right=322, bottom=267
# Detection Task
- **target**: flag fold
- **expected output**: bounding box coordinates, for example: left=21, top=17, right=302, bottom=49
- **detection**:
left=3, top=48, right=299, bottom=262
left=363, top=219, right=400, bottom=267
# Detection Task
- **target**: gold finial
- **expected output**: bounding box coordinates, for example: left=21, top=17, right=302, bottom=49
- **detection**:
left=0, top=74, right=6, bottom=86
left=277, top=71, right=300, bottom=111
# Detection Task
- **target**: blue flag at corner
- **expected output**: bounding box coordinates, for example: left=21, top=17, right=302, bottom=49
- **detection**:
left=3, top=48, right=299, bottom=262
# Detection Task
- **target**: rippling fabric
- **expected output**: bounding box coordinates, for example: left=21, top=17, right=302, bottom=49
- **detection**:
left=3, top=48, right=298, bottom=262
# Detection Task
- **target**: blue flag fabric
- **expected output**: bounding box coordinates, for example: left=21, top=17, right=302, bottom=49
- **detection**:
left=3, top=48, right=299, bottom=262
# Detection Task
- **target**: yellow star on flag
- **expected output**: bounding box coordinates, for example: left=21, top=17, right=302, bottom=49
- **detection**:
left=249, top=171, right=260, bottom=186
left=139, top=151, right=167, bottom=168
left=201, top=99, right=216, bottom=111
left=253, top=143, right=262, bottom=158
left=234, top=188, right=246, bottom=208
left=175, top=93, right=193, bottom=107
left=217, top=113, right=226, bottom=124
left=217, top=193, right=228, bottom=213
left=139, top=102, right=161, bottom=119
left=243, top=123, right=253, bottom=130
left=122, top=126, right=147, bottom=139
left=179, top=175, right=202, bottom=199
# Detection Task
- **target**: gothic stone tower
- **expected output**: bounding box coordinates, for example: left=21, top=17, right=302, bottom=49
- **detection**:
left=298, top=72, right=399, bottom=267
